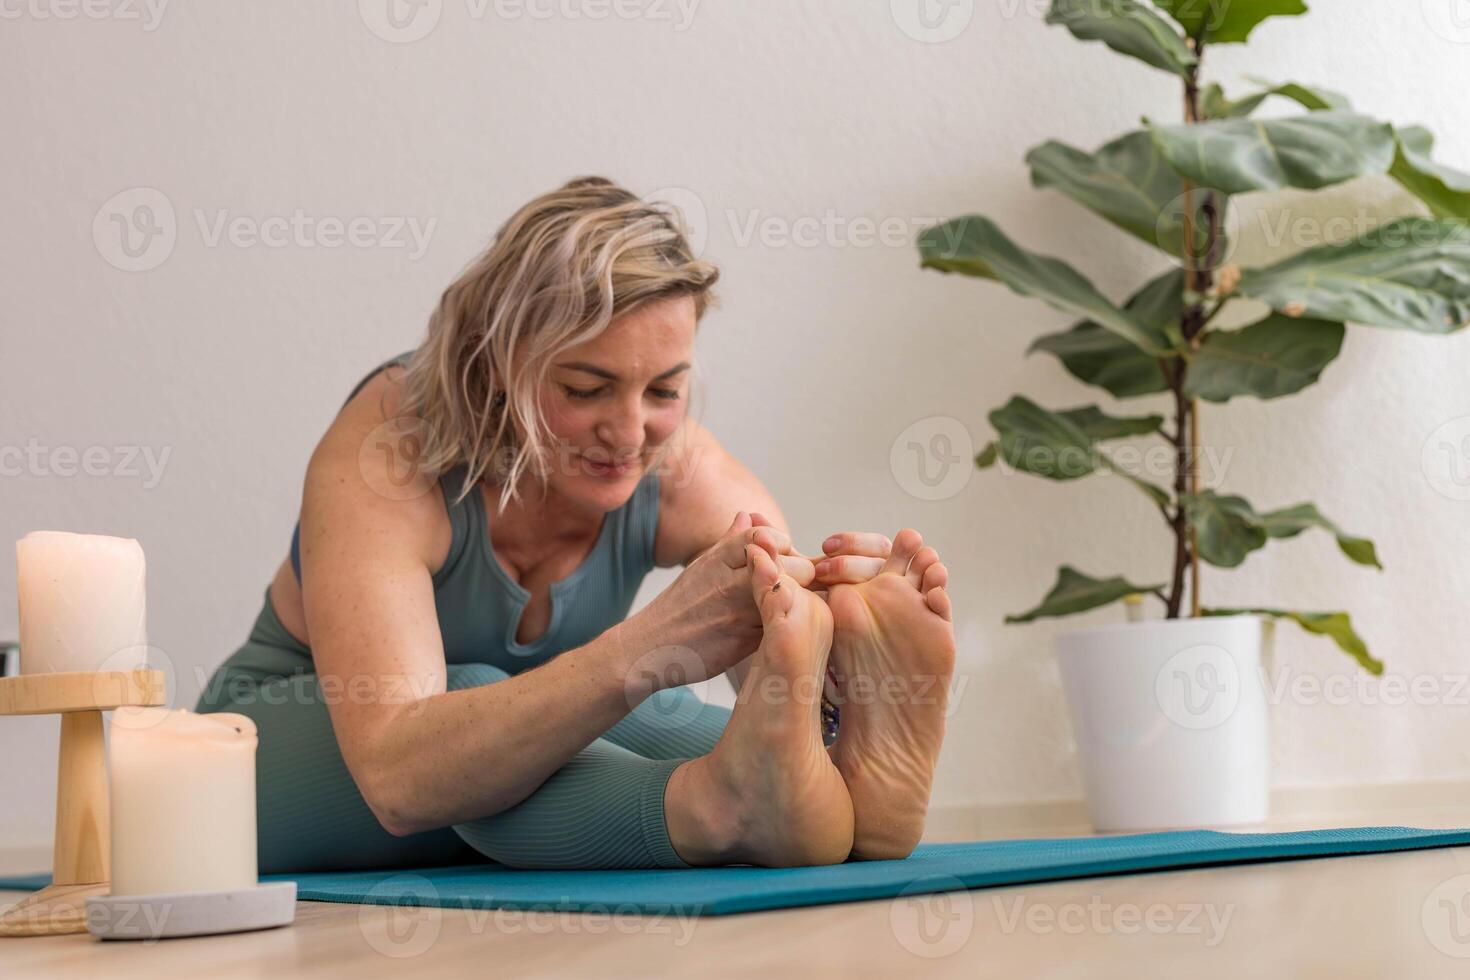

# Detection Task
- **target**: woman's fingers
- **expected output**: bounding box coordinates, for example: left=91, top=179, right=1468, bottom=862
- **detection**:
left=821, top=531, right=892, bottom=559
left=812, top=554, right=885, bottom=584
left=719, top=513, right=806, bottom=569
left=780, top=554, right=817, bottom=587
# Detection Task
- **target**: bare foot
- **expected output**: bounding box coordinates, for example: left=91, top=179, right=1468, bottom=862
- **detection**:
left=665, top=545, right=855, bottom=867
left=826, top=528, right=955, bottom=860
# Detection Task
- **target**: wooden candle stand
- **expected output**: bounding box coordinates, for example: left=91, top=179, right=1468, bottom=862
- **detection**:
left=0, top=669, right=165, bottom=937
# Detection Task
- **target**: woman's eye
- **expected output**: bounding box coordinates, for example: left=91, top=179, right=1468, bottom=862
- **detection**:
left=564, top=386, right=605, bottom=400
left=650, top=388, right=681, bottom=401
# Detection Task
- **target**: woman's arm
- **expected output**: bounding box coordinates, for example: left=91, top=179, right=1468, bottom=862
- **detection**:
left=297, top=373, right=662, bottom=835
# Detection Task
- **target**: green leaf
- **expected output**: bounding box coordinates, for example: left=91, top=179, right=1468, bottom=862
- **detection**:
left=918, top=215, right=1172, bottom=354
left=986, top=396, right=1098, bottom=481
left=1201, top=84, right=1268, bottom=120
left=1150, top=112, right=1397, bottom=195
left=1182, top=491, right=1381, bottom=570
left=1202, top=79, right=1350, bottom=119
left=1205, top=607, right=1383, bottom=674
left=981, top=397, right=1170, bottom=508
left=975, top=442, right=998, bottom=469
left=1154, top=0, right=1307, bottom=44
left=1027, top=131, right=1214, bottom=255
left=1058, top=405, right=1165, bottom=440
left=1252, top=78, right=1352, bottom=111
left=1185, top=314, right=1344, bottom=401
left=1008, top=566, right=1165, bottom=623
left=1390, top=126, right=1470, bottom=222
left=1181, top=490, right=1268, bottom=567
left=1237, top=218, right=1470, bottom=333
left=1046, top=0, right=1197, bottom=77
left=1256, top=503, right=1382, bottom=568
left=1030, top=269, right=1181, bottom=398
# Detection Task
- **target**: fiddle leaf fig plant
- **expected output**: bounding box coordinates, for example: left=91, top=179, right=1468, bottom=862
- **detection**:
left=919, top=0, right=1470, bottom=674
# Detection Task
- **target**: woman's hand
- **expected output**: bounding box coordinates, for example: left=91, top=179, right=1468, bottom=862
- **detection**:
left=811, top=531, right=895, bottom=586
left=618, top=511, right=815, bottom=690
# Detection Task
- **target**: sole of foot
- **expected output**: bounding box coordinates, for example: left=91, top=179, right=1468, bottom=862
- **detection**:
left=827, top=528, right=955, bottom=860
left=668, top=544, right=854, bottom=867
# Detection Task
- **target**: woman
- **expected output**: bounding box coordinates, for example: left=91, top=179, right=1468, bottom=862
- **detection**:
left=197, top=177, right=956, bottom=872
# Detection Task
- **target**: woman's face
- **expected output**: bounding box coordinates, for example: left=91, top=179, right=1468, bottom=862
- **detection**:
left=535, top=293, right=696, bottom=514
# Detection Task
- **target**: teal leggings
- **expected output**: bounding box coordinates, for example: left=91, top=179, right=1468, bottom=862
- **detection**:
left=196, top=659, right=732, bottom=873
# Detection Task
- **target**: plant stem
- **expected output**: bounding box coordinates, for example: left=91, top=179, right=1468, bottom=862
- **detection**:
left=1167, top=42, right=1220, bottom=619
left=1189, top=398, right=1202, bottom=616
left=1165, top=369, right=1190, bottom=619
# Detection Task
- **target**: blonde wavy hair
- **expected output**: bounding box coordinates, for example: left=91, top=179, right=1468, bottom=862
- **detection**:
left=397, top=176, right=719, bottom=511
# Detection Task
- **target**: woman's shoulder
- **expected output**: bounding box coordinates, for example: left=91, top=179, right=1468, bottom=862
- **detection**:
left=301, top=360, right=453, bottom=571
left=651, top=418, right=781, bottom=567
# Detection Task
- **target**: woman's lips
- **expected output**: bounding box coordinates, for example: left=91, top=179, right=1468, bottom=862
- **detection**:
left=581, top=454, right=638, bottom=478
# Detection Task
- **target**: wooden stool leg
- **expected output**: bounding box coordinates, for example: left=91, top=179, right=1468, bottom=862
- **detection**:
left=0, top=710, right=111, bottom=937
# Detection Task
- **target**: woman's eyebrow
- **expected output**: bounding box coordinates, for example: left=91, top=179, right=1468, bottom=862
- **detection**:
left=558, top=361, right=691, bottom=382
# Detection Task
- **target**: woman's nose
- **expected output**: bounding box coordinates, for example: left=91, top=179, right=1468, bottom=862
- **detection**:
left=594, top=398, right=646, bottom=453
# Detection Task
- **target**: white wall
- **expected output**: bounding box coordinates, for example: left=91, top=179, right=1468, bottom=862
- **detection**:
left=4, top=0, right=1470, bottom=849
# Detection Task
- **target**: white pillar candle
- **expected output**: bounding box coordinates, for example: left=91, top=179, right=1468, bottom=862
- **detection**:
left=16, top=531, right=148, bottom=675
left=109, top=707, right=259, bottom=896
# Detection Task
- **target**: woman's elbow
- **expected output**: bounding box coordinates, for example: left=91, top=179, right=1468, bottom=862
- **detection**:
left=352, top=752, right=428, bottom=837
left=371, top=782, right=441, bottom=838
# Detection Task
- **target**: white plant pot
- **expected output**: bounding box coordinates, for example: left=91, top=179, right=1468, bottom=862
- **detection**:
left=1055, top=614, right=1271, bottom=833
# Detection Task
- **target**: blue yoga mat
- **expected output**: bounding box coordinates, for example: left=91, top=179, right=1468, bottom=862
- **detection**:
left=4, top=827, right=1467, bottom=916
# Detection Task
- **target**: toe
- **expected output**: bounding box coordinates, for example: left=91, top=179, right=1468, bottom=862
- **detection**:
left=881, top=528, right=923, bottom=577
left=747, top=545, right=795, bottom=621
left=921, top=560, right=948, bottom=594
left=908, top=546, right=940, bottom=590
left=924, top=586, right=953, bottom=623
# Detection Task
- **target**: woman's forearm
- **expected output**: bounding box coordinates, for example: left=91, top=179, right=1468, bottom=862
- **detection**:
left=362, top=613, right=661, bottom=835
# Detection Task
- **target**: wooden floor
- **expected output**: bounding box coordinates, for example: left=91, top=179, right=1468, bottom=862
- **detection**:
left=6, top=810, right=1470, bottom=979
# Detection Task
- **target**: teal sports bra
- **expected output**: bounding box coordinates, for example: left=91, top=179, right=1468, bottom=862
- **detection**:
left=286, top=351, right=662, bottom=674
